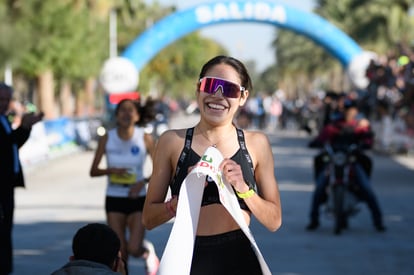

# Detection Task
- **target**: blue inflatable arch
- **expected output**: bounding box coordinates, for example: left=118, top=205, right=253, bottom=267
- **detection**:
left=122, top=0, right=372, bottom=88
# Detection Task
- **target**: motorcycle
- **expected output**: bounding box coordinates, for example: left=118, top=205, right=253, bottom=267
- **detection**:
left=311, top=132, right=372, bottom=235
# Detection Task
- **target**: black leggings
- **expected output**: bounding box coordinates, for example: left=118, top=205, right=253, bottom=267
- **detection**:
left=105, top=196, right=145, bottom=214
left=190, top=229, right=262, bottom=275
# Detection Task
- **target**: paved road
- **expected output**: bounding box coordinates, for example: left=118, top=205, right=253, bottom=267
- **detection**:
left=11, top=113, right=414, bottom=275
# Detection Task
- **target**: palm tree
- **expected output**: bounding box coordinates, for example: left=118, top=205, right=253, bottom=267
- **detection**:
left=315, top=0, right=414, bottom=54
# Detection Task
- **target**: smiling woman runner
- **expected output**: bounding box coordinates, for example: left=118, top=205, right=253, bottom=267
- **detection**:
left=143, top=55, right=282, bottom=275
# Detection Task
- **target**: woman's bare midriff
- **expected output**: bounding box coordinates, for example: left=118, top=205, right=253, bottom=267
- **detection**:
left=196, top=203, right=251, bottom=236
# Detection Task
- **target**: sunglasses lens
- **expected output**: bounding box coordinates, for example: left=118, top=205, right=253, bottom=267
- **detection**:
left=199, top=77, right=242, bottom=98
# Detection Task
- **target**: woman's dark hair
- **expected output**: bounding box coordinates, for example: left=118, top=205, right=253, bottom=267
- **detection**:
left=72, top=223, right=120, bottom=268
left=114, top=98, right=156, bottom=127
left=198, top=55, right=253, bottom=92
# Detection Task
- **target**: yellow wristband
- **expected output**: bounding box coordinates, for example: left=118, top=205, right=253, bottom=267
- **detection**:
left=236, top=188, right=255, bottom=199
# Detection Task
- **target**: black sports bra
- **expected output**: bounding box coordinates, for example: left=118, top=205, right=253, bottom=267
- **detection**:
left=169, top=127, right=257, bottom=211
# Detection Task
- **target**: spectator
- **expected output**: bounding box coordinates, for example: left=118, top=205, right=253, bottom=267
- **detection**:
left=0, top=82, right=43, bottom=275
left=51, top=223, right=127, bottom=275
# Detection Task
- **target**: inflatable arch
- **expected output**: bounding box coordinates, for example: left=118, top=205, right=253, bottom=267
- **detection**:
left=121, top=0, right=373, bottom=88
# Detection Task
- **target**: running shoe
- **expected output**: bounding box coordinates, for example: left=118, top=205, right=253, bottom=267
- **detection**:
left=143, top=239, right=159, bottom=275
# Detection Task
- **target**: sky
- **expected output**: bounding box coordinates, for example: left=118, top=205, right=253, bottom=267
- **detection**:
left=146, top=0, right=315, bottom=72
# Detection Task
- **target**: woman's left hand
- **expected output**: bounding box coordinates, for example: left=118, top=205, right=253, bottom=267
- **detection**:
left=219, top=158, right=249, bottom=193
left=128, top=181, right=145, bottom=198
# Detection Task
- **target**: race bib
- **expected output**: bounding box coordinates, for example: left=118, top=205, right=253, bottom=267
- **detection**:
left=109, top=168, right=137, bottom=185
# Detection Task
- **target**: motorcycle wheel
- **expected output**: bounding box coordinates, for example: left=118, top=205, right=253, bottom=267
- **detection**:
left=332, top=184, right=347, bottom=235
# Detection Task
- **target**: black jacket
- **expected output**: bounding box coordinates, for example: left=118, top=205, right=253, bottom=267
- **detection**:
left=0, top=117, right=31, bottom=190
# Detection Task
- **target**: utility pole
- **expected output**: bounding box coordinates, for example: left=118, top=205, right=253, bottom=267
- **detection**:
left=4, top=63, right=12, bottom=85
left=109, top=9, right=117, bottom=58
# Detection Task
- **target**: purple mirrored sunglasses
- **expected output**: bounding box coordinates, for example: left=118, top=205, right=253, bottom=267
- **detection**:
left=199, top=77, right=245, bottom=98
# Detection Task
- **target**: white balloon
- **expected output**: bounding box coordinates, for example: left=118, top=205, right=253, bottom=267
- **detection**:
left=347, top=51, right=378, bottom=89
left=99, top=57, right=139, bottom=94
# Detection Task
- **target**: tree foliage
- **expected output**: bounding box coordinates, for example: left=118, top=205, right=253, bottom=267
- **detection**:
left=315, top=0, right=414, bottom=53
left=115, top=2, right=226, bottom=98
left=7, top=1, right=88, bottom=76
left=269, top=0, right=414, bottom=95
left=139, top=32, right=226, bottom=98
left=0, top=0, right=229, bottom=116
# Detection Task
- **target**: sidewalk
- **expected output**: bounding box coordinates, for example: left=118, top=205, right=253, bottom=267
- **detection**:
left=391, top=153, right=414, bottom=170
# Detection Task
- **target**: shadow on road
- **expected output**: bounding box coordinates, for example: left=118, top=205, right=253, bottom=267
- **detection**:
left=13, top=221, right=173, bottom=274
